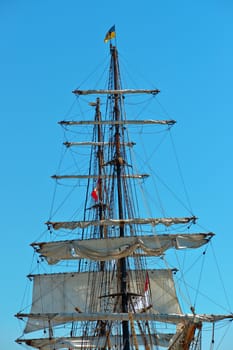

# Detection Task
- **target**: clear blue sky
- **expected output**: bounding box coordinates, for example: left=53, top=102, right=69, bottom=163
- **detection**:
left=1, top=1, right=233, bottom=349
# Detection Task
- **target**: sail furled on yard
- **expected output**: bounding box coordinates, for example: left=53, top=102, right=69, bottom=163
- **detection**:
left=32, top=233, right=214, bottom=264
left=23, top=269, right=181, bottom=333
left=17, top=333, right=174, bottom=349
left=47, top=216, right=197, bottom=230
left=20, top=312, right=233, bottom=326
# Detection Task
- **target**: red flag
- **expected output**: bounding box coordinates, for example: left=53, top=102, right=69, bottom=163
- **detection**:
left=144, top=272, right=150, bottom=308
left=91, top=188, right=98, bottom=202
left=144, top=272, right=149, bottom=292
left=91, top=179, right=100, bottom=202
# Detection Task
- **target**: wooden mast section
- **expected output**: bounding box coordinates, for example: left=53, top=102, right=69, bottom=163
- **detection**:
left=95, top=97, right=105, bottom=245
left=111, top=44, right=130, bottom=350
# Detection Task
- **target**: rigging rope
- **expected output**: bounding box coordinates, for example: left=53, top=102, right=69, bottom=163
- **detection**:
left=210, top=240, right=232, bottom=312
left=193, top=244, right=209, bottom=309
left=169, top=129, right=194, bottom=215
left=209, top=322, right=215, bottom=350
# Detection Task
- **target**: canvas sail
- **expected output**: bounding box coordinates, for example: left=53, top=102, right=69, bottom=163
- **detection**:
left=24, top=269, right=181, bottom=333
left=47, top=216, right=197, bottom=231
left=17, top=333, right=174, bottom=349
left=32, top=233, right=213, bottom=264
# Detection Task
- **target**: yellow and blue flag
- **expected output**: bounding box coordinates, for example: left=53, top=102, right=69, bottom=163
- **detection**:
left=104, top=25, right=116, bottom=43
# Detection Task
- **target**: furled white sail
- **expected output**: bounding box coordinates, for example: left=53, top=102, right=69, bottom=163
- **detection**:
left=20, top=312, right=233, bottom=325
left=32, top=233, right=213, bottom=265
left=47, top=216, right=197, bottom=231
left=23, top=269, right=181, bottom=333
left=63, top=141, right=136, bottom=148
left=51, top=174, right=149, bottom=180
left=59, top=118, right=175, bottom=125
left=72, top=88, right=160, bottom=95
left=17, top=333, right=174, bottom=349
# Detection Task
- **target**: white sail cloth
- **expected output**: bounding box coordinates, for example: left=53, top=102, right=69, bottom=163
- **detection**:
left=17, top=333, right=174, bottom=349
left=22, top=312, right=233, bottom=325
left=24, top=269, right=181, bottom=333
left=33, top=233, right=213, bottom=265
left=47, top=216, right=197, bottom=230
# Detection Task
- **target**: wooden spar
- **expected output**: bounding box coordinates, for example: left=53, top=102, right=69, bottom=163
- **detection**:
left=63, top=141, right=136, bottom=148
left=59, top=119, right=176, bottom=125
left=72, top=88, right=160, bottom=95
left=129, top=313, right=139, bottom=350
left=15, top=312, right=233, bottom=323
left=51, top=174, right=149, bottom=180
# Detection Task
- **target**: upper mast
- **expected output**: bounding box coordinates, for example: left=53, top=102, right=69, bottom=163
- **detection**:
left=110, top=43, right=130, bottom=349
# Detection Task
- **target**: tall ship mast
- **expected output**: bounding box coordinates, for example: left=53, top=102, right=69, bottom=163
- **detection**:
left=16, top=26, right=232, bottom=350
